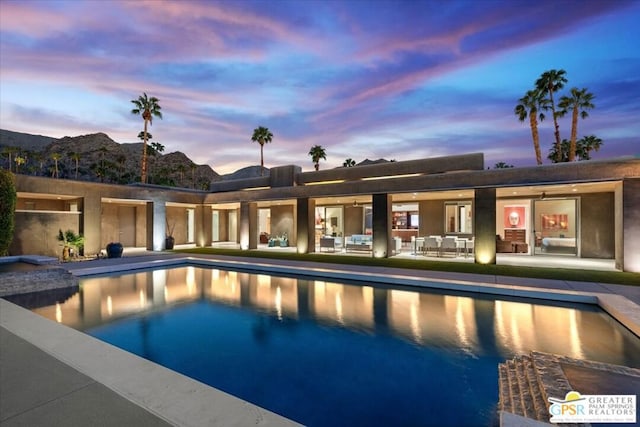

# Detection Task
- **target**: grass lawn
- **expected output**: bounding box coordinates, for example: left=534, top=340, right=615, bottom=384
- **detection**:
left=175, top=248, right=640, bottom=286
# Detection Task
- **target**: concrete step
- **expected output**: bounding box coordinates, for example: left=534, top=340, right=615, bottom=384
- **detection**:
left=499, top=355, right=551, bottom=423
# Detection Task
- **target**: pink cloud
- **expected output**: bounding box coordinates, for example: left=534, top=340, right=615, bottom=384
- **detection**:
left=0, top=2, right=75, bottom=37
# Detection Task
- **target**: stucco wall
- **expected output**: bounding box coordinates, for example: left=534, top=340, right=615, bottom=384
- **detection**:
left=580, top=193, right=614, bottom=258
left=10, top=212, right=81, bottom=258
left=166, top=206, right=188, bottom=244
left=622, top=178, right=640, bottom=272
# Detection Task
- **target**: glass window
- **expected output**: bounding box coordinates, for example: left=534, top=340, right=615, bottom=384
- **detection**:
left=445, top=201, right=472, bottom=234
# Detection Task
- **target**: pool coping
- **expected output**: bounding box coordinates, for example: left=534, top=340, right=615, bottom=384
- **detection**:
left=2, top=255, right=639, bottom=427
left=0, top=299, right=301, bottom=427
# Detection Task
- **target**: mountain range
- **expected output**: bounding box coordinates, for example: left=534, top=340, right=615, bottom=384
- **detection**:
left=0, top=129, right=263, bottom=188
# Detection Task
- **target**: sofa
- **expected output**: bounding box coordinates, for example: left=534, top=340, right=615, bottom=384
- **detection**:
left=345, top=234, right=372, bottom=252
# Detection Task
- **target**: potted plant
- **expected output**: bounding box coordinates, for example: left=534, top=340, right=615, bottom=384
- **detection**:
left=106, top=242, right=123, bottom=258
left=165, top=218, right=175, bottom=250
left=57, top=229, right=84, bottom=261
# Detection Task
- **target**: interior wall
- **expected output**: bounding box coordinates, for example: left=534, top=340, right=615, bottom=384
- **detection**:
left=101, top=203, right=120, bottom=246
left=496, top=199, right=531, bottom=243
left=270, top=205, right=295, bottom=243
left=344, top=206, right=364, bottom=236
left=215, top=210, right=229, bottom=241
left=419, top=200, right=444, bottom=236
left=135, top=205, right=146, bottom=247
left=166, top=206, right=187, bottom=244
left=118, top=206, right=136, bottom=247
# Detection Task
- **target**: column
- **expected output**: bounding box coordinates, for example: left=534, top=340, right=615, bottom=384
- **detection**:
left=372, top=193, right=392, bottom=258
left=82, top=194, right=101, bottom=255
left=622, top=178, right=640, bottom=272
left=195, top=205, right=212, bottom=247
left=240, top=201, right=258, bottom=250
left=147, top=199, right=166, bottom=251
left=296, top=197, right=315, bottom=253
left=474, top=188, right=496, bottom=264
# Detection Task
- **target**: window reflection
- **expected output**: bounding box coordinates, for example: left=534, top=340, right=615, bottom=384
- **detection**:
left=27, top=266, right=638, bottom=366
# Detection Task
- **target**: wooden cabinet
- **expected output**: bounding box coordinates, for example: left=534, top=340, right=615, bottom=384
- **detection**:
left=504, top=228, right=526, bottom=242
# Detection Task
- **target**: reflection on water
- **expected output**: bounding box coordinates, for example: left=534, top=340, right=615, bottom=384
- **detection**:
left=31, top=266, right=640, bottom=367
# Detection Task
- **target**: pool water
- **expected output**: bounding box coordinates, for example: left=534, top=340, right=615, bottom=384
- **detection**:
left=29, top=266, right=640, bottom=427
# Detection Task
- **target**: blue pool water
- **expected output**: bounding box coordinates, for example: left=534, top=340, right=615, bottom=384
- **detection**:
left=28, top=266, right=640, bottom=426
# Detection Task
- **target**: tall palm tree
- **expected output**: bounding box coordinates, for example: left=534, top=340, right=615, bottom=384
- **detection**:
left=536, top=69, right=567, bottom=162
left=68, top=151, right=81, bottom=179
left=343, top=158, right=356, bottom=167
left=558, top=87, right=595, bottom=162
left=131, top=93, right=162, bottom=183
left=51, top=153, right=61, bottom=178
left=308, top=145, right=327, bottom=171
left=190, top=163, right=197, bottom=188
left=176, top=164, right=186, bottom=185
left=30, top=152, right=44, bottom=176
left=514, top=89, right=549, bottom=165
left=2, top=146, right=19, bottom=172
left=251, top=126, right=273, bottom=176
left=116, top=154, right=127, bottom=182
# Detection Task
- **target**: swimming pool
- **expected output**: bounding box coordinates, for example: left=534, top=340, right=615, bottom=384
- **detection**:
left=26, top=266, right=640, bottom=426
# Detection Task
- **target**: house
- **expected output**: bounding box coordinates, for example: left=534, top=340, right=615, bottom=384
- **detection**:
left=9, top=153, right=640, bottom=272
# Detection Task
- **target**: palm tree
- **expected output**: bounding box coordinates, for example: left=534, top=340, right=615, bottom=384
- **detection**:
left=547, top=139, right=570, bottom=163
left=558, top=87, right=595, bottom=162
left=536, top=69, right=567, bottom=162
left=131, top=93, right=162, bottom=183
left=190, top=163, right=197, bottom=188
left=116, top=154, right=127, bottom=183
left=2, top=146, right=19, bottom=172
left=14, top=155, right=26, bottom=173
left=493, top=162, right=514, bottom=169
left=51, top=153, right=61, bottom=178
left=176, top=164, right=186, bottom=185
left=343, top=158, right=356, bottom=167
left=577, top=135, right=603, bottom=160
left=150, top=141, right=164, bottom=155
left=308, top=145, right=327, bottom=171
left=137, top=131, right=153, bottom=141
left=68, top=151, right=81, bottom=179
left=515, top=89, right=549, bottom=165
left=250, top=126, right=273, bottom=176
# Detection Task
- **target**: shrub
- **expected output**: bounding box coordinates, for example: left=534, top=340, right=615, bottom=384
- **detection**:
left=0, top=170, right=17, bottom=255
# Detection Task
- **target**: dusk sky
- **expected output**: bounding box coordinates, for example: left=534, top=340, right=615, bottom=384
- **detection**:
left=1, top=0, right=639, bottom=174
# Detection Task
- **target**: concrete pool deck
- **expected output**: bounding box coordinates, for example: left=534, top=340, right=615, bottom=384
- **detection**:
left=1, top=252, right=639, bottom=426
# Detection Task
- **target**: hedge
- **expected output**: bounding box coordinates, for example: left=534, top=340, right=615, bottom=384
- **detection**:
left=0, top=169, right=16, bottom=256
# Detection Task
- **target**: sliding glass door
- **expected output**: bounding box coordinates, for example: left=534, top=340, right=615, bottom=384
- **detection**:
left=532, top=198, right=578, bottom=256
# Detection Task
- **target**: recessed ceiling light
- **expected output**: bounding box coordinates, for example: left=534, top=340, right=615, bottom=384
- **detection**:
left=512, top=191, right=517, bottom=195
left=572, top=188, right=577, bottom=192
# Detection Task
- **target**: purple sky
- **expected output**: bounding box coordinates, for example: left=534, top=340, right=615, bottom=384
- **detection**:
left=1, top=0, right=639, bottom=174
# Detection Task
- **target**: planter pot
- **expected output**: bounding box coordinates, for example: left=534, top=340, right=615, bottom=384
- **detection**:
left=106, top=242, right=123, bottom=258
left=165, top=236, right=175, bottom=250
